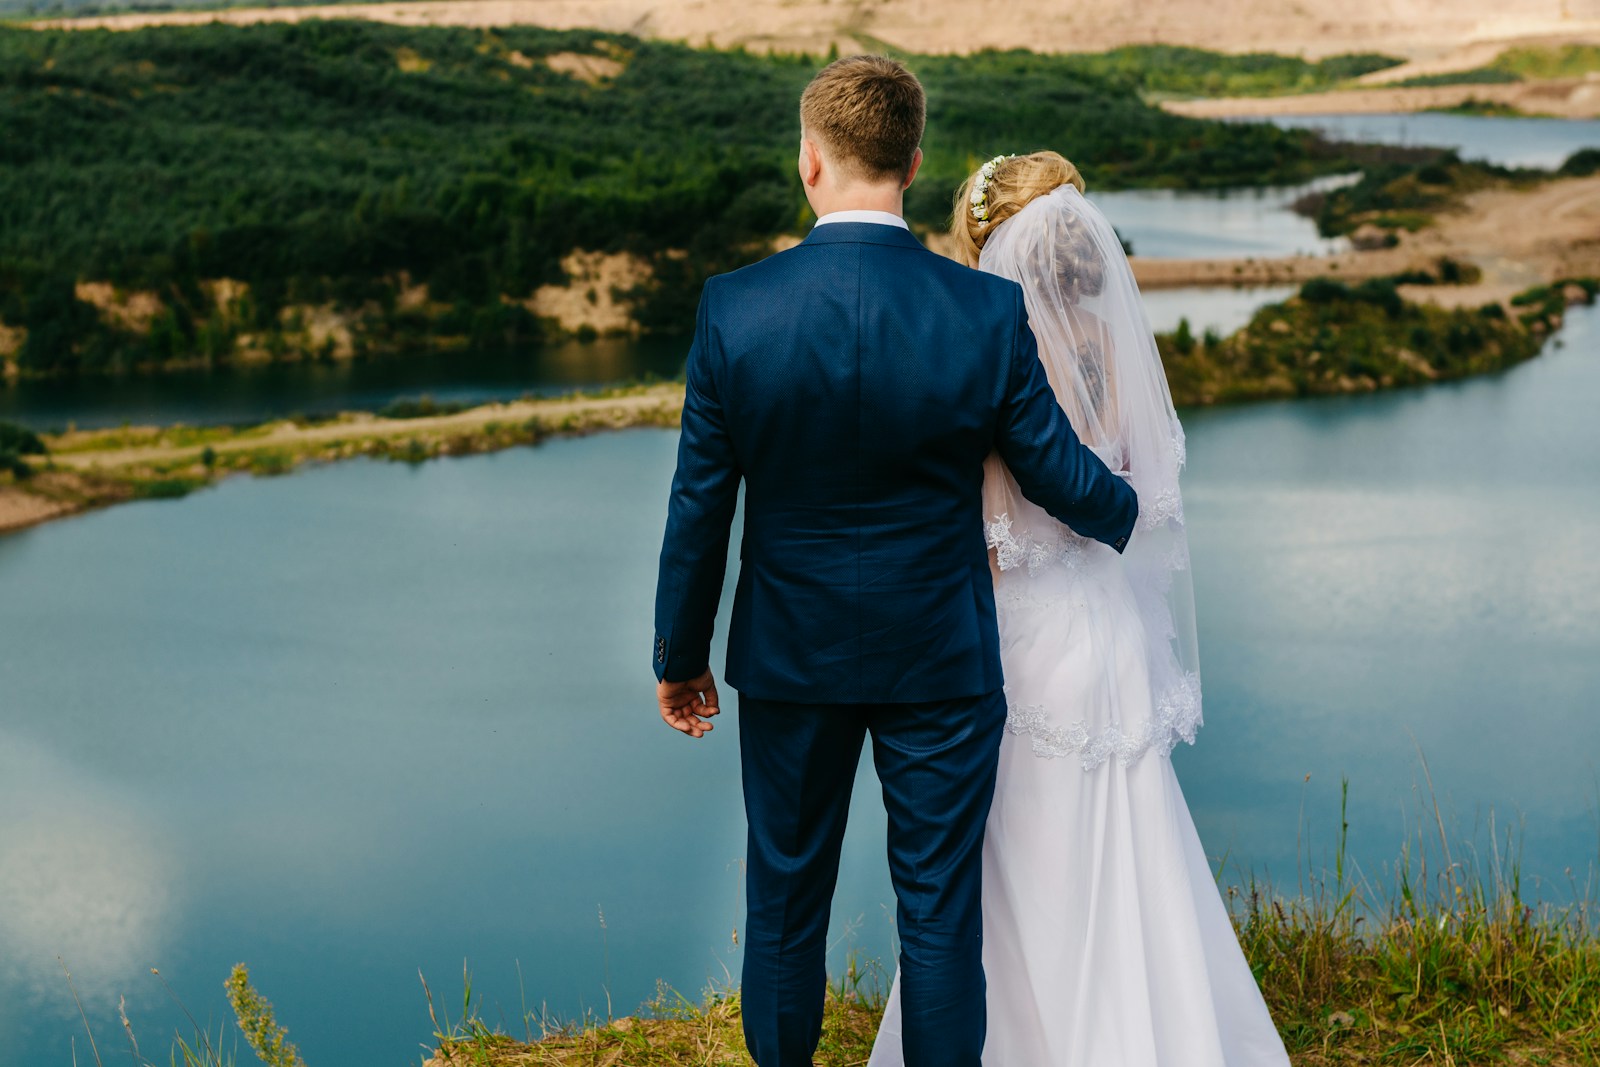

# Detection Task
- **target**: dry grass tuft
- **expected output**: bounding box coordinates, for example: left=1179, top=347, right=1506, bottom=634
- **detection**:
left=425, top=987, right=884, bottom=1067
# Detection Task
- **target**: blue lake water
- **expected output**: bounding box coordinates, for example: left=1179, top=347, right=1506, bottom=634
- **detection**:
left=4, top=108, right=1599, bottom=1065
left=1255, top=112, right=1600, bottom=169
left=2, top=300, right=1597, bottom=1067
left=0, top=336, right=688, bottom=432
left=1139, top=285, right=1296, bottom=335
left=1091, top=174, right=1354, bottom=259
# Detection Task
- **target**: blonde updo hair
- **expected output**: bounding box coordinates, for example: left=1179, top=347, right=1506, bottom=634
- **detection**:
left=952, top=150, right=1087, bottom=267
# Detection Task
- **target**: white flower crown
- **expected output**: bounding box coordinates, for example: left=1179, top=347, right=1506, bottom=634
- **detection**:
left=969, top=154, right=1013, bottom=225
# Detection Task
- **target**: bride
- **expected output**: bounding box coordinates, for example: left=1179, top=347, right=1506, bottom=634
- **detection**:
left=867, top=153, right=1291, bottom=1066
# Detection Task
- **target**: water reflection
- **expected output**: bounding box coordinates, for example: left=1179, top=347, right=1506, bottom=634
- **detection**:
left=1140, top=286, right=1296, bottom=335
left=0, top=731, right=179, bottom=1029
left=1253, top=113, right=1600, bottom=169
left=1091, top=174, right=1356, bottom=259
left=1176, top=305, right=1600, bottom=903
left=0, top=336, right=688, bottom=432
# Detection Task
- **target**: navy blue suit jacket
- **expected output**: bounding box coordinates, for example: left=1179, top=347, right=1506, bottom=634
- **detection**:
left=652, top=221, right=1138, bottom=704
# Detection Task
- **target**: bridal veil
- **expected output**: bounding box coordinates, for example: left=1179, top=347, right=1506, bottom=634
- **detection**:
left=978, top=184, right=1202, bottom=768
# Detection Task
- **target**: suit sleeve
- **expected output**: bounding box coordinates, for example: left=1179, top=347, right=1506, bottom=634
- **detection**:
left=652, top=283, right=741, bottom=681
left=994, top=289, right=1139, bottom=551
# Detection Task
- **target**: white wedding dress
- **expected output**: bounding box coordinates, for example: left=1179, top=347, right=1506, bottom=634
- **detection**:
left=868, top=187, right=1290, bottom=1066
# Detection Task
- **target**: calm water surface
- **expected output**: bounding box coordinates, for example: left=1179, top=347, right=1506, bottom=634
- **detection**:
left=1256, top=112, right=1600, bottom=169
left=1091, top=173, right=1354, bottom=259
left=2, top=304, right=1597, bottom=1067
left=0, top=336, right=687, bottom=432
left=1140, top=285, right=1296, bottom=335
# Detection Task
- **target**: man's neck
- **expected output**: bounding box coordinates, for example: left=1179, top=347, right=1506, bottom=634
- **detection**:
left=808, top=186, right=906, bottom=220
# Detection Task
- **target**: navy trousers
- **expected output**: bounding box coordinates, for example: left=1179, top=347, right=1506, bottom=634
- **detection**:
left=738, top=690, right=1007, bottom=1067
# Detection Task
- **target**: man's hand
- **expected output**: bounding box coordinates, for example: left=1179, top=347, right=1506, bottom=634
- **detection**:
left=658, top=670, right=721, bottom=739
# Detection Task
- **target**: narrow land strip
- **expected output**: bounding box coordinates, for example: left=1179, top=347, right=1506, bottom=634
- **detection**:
left=1132, top=175, right=1600, bottom=299
left=0, top=385, right=684, bottom=535
left=1161, top=77, right=1600, bottom=120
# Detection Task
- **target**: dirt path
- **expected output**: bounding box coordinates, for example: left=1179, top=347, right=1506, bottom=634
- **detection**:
left=45, top=384, right=684, bottom=472
left=1394, top=174, right=1600, bottom=295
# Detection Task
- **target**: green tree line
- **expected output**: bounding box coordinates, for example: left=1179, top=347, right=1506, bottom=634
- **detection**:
left=0, top=23, right=1364, bottom=374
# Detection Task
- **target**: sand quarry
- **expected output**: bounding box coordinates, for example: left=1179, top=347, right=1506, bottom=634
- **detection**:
left=34, top=0, right=1600, bottom=66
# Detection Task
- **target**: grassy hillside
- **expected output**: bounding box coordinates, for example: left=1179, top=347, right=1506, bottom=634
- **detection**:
left=1054, top=45, right=1400, bottom=98
left=0, top=23, right=1364, bottom=376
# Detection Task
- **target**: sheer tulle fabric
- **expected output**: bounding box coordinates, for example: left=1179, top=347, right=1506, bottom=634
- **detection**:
left=869, top=743, right=1292, bottom=1067
left=978, top=184, right=1201, bottom=768
left=866, top=186, right=1289, bottom=1066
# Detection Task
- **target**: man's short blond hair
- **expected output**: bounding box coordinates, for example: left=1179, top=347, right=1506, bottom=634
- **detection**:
left=799, top=55, right=926, bottom=182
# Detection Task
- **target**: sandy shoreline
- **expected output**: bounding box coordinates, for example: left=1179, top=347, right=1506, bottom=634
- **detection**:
left=45, top=384, right=682, bottom=470
left=0, top=488, right=76, bottom=534
left=1127, top=174, right=1600, bottom=300
left=0, top=385, right=687, bottom=535
left=1162, top=77, right=1600, bottom=121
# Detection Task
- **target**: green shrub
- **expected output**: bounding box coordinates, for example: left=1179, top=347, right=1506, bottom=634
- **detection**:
left=248, top=451, right=294, bottom=476
left=1172, top=317, right=1196, bottom=355
left=1395, top=67, right=1521, bottom=88
left=1054, top=45, right=1401, bottom=97
left=1492, top=43, right=1600, bottom=79
left=1560, top=148, right=1600, bottom=177
left=1350, top=278, right=1404, bottom=317
left=0, top=449, right=33, bottom=479
left=0, top=419, right=46, bottom=455
left=378, top=395, right=468, bottom=420
left=133, top=477, right=202, bottom=499
left=1299, top=278, right=1352, bottom=304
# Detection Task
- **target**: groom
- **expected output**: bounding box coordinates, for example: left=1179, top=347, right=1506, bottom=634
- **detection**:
left=652, top=57, right=1138, bottom=1067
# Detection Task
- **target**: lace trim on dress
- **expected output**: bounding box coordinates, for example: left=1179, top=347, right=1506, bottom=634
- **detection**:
left=1139, top=486, right=1184, bottom=531
left=985, top=513, right=1089, bottom=576
left=1004, top=671, right=1203, bottom=771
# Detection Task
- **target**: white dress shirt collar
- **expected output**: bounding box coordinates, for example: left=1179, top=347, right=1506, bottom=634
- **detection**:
left=813, top=209, right=910, bottom=230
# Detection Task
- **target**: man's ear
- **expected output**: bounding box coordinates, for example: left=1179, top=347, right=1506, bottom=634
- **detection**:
left=798, top=137, right=823, bottom=189
left=902, top=147, right=924, bottom=191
